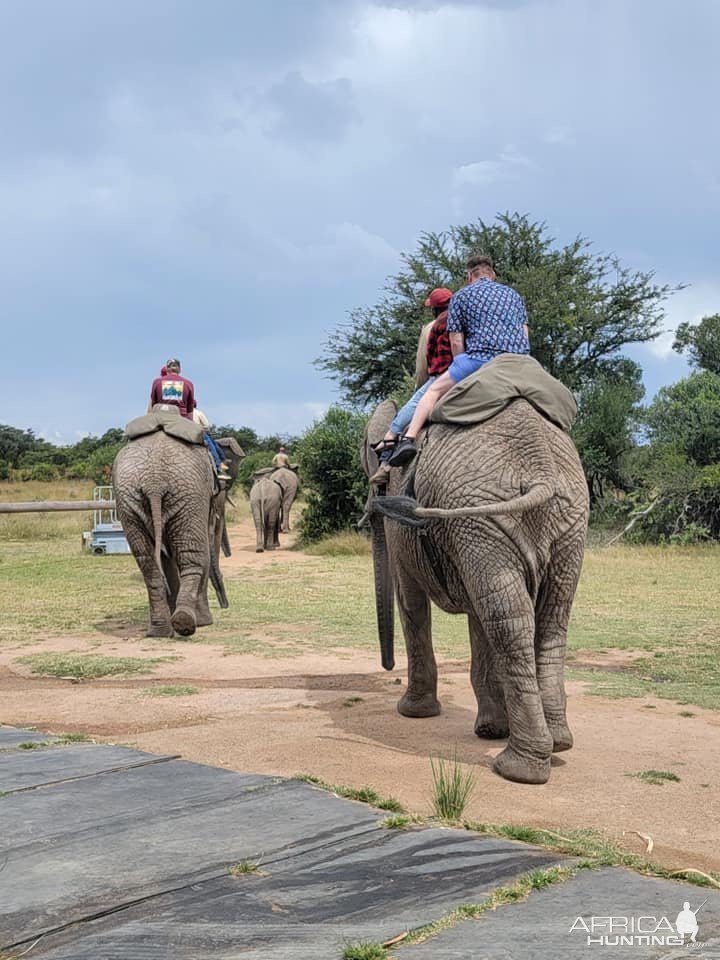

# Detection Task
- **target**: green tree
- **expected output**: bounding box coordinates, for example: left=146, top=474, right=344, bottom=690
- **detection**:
left=296, top=407, right=368, bottom=543
left=317, top=213, right=676, bottom=404
left=0, top=424, right=41, bottom=467
left=644, top=371, right=720, bottom=467
left=622, top=372, right=720, bottom=542
left=673, top=313, right=720, bottom=374
left=572, top=359, right=644, bottom=504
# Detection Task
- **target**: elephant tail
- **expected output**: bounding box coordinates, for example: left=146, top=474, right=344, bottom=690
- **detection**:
left=371, top=483, right=555, bottom=527
left=149, top=492, right=170, bottom=595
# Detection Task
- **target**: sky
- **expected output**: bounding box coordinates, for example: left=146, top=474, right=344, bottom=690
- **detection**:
left=1, top=0, right=718, bottom=443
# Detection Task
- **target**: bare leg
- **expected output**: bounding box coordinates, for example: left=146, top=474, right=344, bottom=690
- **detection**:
left=402, top=371, right=454, bottom=439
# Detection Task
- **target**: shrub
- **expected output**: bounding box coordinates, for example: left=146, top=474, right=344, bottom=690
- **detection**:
left=28, top=462, right=59, bottom=482
left=295, top=407, right=368, bottom=544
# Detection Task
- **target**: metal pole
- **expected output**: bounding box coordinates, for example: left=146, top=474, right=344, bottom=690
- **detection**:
left=0, top=501, right=116, bottom=514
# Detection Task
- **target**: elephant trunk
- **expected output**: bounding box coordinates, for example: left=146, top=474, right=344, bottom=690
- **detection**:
left=209, top=548, right=229, bottom=609
left=370, top=494, right=395, bottom=671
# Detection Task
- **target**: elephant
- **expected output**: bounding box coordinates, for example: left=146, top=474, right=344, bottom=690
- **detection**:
left=112, top=429, right=244, bottom=638
left=249, top=467, right=299, bottom=550
left=362, top=397, right=589, bottom=785
left=274, top=466, right=299, bottom=534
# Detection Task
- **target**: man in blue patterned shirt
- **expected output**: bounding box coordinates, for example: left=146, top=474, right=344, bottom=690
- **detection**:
left=389, top=255, right=530, bottom=467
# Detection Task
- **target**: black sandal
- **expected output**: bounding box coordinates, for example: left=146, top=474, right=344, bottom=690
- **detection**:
left=372, top=439, right=397, bottom=463
left=387, top=436, right=418, bottom=467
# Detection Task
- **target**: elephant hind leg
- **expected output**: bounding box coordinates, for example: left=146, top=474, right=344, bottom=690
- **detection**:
left=471, top=579, right=553, bottom=784
left=469, top=616, right=509, bottom=740
left=124, top=517, right=173, bottom=638
left=534, top=568, right=581, bottom=753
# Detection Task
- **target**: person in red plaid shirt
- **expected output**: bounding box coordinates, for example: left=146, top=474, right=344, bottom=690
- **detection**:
left=370, top=287, right=453, bottom=485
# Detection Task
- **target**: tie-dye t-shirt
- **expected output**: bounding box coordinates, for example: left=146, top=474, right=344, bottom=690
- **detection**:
left=149, top=374, right=196, bottom=418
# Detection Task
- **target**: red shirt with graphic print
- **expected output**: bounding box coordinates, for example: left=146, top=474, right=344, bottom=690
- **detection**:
left=149, top=374, right=196, bottom=419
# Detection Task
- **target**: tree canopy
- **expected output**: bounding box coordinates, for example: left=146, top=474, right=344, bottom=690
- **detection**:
left=673, top=313, right=720, bottom=374
left=317, top=212, right=676, bottom=405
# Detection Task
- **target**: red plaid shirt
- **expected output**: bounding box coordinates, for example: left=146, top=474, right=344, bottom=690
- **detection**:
left=426, top=312, right=453, bottom=376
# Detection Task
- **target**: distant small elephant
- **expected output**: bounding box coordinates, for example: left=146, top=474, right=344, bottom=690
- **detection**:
left=249, top=473, right=282, bottom=552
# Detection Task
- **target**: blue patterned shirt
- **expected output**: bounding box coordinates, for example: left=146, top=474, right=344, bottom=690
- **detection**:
left=447, top=278, right=529, bottom=362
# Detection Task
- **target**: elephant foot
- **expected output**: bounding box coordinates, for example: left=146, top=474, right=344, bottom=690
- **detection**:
left=146, top=621, right=174, bottom=638
left=256, top=546, right=264, bottom=553
left=171, top=608, right=197, bottom=637
left=397, top=691, right=441, bottom=718
left=196, top=612, right=213, bottom=628
left=474, top=715, right=510, bottom=740
left=548, top=722, right=574, bottom=753
left=281, top=527, right=290, bottom=534
left=492, top=744, right=551, bottom=785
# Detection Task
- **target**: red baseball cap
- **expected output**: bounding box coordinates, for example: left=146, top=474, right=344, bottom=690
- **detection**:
left=424, top=287, right=453, bottom=308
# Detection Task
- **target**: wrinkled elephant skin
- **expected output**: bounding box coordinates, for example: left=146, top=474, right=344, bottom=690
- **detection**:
left=112, top=431, right=243, bottom=638
left=249, top=475, right=283, bottom=552
left=272, top=467, right=299, bottom=533
left=363, top=399, right=589, bottom=785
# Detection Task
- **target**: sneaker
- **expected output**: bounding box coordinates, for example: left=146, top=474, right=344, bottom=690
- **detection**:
left=387, top=436, right=418, bottom=467
left=369, top=462, right=391, bottom=485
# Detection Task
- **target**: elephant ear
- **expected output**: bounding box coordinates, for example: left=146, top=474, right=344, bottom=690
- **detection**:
left=215, top=437, right=245, bottom=483
left=361, top=399, right=397, bottom=478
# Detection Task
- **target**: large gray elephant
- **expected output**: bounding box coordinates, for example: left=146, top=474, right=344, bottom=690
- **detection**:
left=362, top=397, right=589, bottom=785
left=112, top=430, right=244, bottom=637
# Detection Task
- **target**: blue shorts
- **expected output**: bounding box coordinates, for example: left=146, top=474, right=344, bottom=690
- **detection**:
left=447, top=353, right=487, bottom=383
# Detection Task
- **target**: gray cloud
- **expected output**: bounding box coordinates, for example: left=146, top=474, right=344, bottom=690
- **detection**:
left=264, top=72, right=359, bottom=144
left=0, top=0, right=718, bottom=440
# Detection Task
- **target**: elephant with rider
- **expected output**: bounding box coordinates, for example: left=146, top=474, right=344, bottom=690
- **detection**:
left=362, top=356, right=588, bottom=785
left=112, top=409, right=244, bottom=637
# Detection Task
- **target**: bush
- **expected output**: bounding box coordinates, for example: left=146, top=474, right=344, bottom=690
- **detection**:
left=28, top=462, right=59, bottom=482
left=296, top=407, right=368, bottom=544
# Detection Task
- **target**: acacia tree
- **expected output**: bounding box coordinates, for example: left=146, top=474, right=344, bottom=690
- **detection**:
left=317, top=213, right=676, bottom=403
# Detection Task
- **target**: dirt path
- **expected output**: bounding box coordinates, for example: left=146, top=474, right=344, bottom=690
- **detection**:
left=2, top=519, right=718, bottom=875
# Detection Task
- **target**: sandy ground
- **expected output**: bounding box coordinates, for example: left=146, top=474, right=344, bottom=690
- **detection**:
left=2, top=519, right=719, bottom=875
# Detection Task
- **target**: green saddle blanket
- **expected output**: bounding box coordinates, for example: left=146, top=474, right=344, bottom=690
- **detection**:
left=125, top=407, right=205, bottom=444
left=431, top=354, right=577, bottom=432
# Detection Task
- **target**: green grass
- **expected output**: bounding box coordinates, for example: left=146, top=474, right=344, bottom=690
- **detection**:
left=630, top=769, right=682, bottom=785
left=1, top=505, right=719, bottom=710
left=16, top=653, right=178, bottom=679
left=295, top=774, right=405, bottom=813
left=342, top=696, right=364, bottom=707
left=304, top=531, right=372, bottom=557
left=140, top=685, right=200, bottom=697
left=430, top=754, right=475, bottom=820
left=342, top=942, right=386, bottom=960
left=380, top=815, right=416, bottom=829
left=401, top=866, right=576, bottom=947
left=228, top=859, right=265, bottom=877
